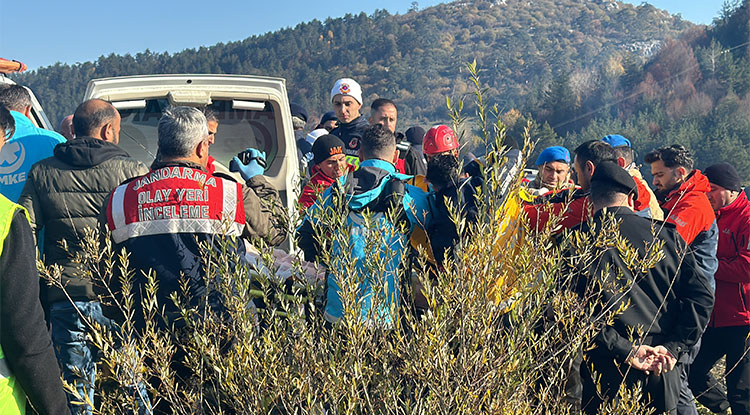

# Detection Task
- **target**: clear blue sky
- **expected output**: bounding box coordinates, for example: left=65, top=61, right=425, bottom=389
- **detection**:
left=0, top=0, right=729, bottom=71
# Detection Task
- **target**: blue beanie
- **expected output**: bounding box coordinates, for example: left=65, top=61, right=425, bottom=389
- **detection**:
left=601, top=134, right=631, bottom=148
left=536, top=146, right=571, bottom=166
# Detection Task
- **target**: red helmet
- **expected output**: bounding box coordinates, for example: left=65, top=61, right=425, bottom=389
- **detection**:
left=422, top=125, right=458, bottom=155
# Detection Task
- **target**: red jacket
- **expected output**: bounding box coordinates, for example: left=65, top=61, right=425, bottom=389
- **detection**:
left=711, top=191, right=750, bottom=327
left=523, top=189, right=592, bottom=233
left=207, top=155, right=216, bottom=176
left=660, top=170, right=715, bottom=245
left=298, top=164, right=338, bottom=210
left=524, top=183, right=653, bottom=233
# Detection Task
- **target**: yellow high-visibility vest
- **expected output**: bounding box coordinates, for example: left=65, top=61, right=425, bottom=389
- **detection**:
left=0, top=194, right=28, bottom=414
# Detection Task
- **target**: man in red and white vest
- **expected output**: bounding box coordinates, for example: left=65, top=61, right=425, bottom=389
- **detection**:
left=103, top=106, right=286, bottom=331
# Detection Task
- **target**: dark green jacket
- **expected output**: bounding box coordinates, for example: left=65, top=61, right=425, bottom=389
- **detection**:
left=18, top=137, right=148, bottom=306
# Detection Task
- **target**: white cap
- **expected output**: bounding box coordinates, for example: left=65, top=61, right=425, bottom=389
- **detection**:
left=330, top=78, right=363, bottom=104
left=305, top=128, right=328, bottom=145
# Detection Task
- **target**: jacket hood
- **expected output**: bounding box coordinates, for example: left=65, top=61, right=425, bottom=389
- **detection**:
left=54, top=137, right=131, bottom=167
left=667, top=170, right=711, bottom=199
left=347, top=159, right=403, bottom=210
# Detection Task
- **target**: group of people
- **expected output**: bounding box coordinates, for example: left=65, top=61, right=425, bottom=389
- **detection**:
left=286, top=76, right=748, bottom=415
left=523, top=138, right=748, bottom=415
left=0, top=73, right=746, bottom=415
left=0, top=84, right=285, bottom=413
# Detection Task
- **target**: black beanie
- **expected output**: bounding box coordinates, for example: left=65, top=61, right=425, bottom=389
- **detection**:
left=704, top=162, right=741, bottom=192
left=405, top=126, right=426, bottom=145
left=290, top=102, right=308, bottom=122
left=312, top=134, right=345, bottom=165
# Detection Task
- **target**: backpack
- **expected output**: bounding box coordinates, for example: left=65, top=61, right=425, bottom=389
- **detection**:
left=324, top=173, right=410, bottom=325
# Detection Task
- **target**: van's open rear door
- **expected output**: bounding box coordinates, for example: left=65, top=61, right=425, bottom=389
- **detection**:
left=84, top=74, right=299, bottom=250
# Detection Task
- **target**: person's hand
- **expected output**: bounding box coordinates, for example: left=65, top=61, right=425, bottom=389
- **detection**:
left=230, top=148, right=266, bottom=181
left=627, top=345, right=659, bottom=373
left=627, top=344, right=677, bottom=376
left=651, top=345, right=677, bottom=376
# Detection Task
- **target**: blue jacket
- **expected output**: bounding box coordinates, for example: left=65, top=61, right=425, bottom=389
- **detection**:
left=0, top=112, right=65, bottom=201
left=297, top=159, right=431, bottom=324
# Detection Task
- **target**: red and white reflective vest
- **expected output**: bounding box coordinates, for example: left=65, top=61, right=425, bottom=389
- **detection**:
left=106, top=165, right=245, bottom=242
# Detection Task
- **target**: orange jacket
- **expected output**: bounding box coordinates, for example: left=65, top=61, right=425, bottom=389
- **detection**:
left=659, top=170, right=715, bottom=245
left=630, top=169, right=663, bottom=221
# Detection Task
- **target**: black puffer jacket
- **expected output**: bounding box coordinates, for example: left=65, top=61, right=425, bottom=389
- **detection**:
left=18, top=137, right=148, bottom=306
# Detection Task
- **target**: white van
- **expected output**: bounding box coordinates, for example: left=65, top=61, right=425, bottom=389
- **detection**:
left=83, top=74, right=300, bottom=250
left=0, top=75, right=55, bottom=129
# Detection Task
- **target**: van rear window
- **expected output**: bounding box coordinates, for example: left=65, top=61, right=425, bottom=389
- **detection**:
left=118, top=99, right=279, bottom=169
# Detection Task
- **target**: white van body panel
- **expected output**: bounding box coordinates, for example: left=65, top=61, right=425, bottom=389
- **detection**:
left=0, top=75, right=54, bottom=129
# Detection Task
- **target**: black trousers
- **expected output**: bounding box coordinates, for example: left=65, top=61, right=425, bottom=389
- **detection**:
left=688, top=325, right=750, bottom=415
left=581, top=352, right=681, bottom=414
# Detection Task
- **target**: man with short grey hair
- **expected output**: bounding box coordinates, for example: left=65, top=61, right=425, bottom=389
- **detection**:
left=102, top=106, right=286, bottom=412
left=103, top=106, right=286, bottom=331
left=157, top=105, right=209, bottom=156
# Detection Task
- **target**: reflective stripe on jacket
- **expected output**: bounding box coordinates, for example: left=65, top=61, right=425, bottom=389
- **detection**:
left=106, top=165, right=245, bottom=243
left=0, top=195, right=28, bottom=414
left=104, top=165, right=247, bottom=331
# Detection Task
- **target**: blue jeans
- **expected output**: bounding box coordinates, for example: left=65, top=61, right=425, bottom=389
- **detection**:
left=50, top=300, right=151, bottom=415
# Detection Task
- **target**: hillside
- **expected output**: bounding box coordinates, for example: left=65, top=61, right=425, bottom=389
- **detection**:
left=12, top=0, right=691, bottom=126
left=528, top=0, right=750, bottom=180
